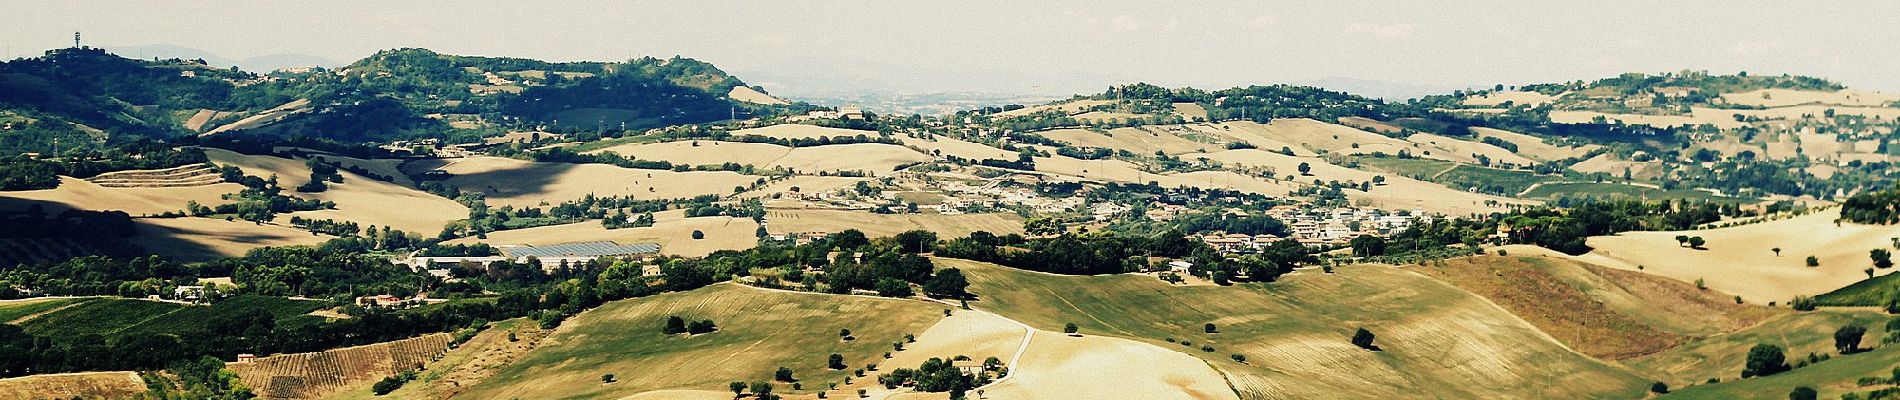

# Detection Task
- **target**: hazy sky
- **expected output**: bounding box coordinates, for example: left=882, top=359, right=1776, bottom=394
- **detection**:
left=4, top=1, right=1897, bottom=99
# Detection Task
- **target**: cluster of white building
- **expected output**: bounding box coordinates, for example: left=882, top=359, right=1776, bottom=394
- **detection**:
left=1195, top=206, right=1432, bottom=252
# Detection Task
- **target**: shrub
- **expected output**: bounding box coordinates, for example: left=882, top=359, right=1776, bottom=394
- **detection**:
left=662, top=316, right=686, bottom=334
left=691, top=230, right=705, bottom=240
left=1230, top=353, right=1246, bottom=363
left=1742, top=343, right=1789, bottom=378
left=601, top=374, right=615, bottom=383
left=1649, top=381, right=1668, bottom=394
left=1791, top=296, right=1817, bottom=311
left=1204, top=323, right=1218, bottom=333
left=1351, top=327, right=1377, bottom=350
left=1789, top=386, right=1817, bottom=400
left=687, top=319, right=717, bottom=334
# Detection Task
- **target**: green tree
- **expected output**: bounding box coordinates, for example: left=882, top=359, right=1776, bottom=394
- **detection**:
left=1649, top=381, right=1668, bottom=394
left=1297, top=162, right=1312, bottom=175
left=1688, top=236, right=1706, bottom=249
left=1204, top=323, right=1218, bottom=333
left=750, top=381, right=774, bottom=398
left=729, top=381, right=746, bottom=396
left=922, top=268, right=969, bottom=299
left=1742, top=343, right=1788, bottom=378
left=1675, top=235, right=1690, bottom=246
left=1807, top=255, right=1820, bottom=267
left=1351, top=327, right=1376, bottom=350
left=1063, top=323, right=1079, bottom=335
left=601, top=374, right=615, bottom=383
left=829, top=353, right=846, bottom=370
left=776, top=366, right=795, bottom=382
left=662, top=315, right=685, bottom=334
left=875, top=278, right=913, bottom=297
left=1875, top=249, right=1894, bottom=269
left=893, top=230, right=938, bottom=254
left=1836, top=324, right=1867, bottom=354
left=691, top=230, right=705, bottom=240
left=1789, top=386, right=1816, bottom=400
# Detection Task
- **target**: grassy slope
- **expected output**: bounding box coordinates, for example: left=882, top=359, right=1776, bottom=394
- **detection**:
left=1409, top=256, right=1783, bottom=360
left=16, top=296, right=326, bottom=340
left=1660, top=340, right=1900, bottom=400
left=1626, top=310, right=1893, bottom=389
left=1817, top=271, right=1900, bottom=306
left=459, top=283, right=946, bottom=400
left=0, top=297, right=93, bottom=323
left=944, top=258, right=1650, bottom=400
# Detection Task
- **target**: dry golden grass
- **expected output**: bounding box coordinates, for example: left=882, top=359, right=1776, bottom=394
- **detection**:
left=736, top=176, right=867, bottom=201
left=1029, top=155, right=1297, bottom=198
left=1187, top=149, right=1528, bottom=214
left=763, top=209, right=1024, bottom=238
left=130, top=217, right=330, bottom=262
left=730, top=124, right=879, bottom=140
left=1548, top=110, right=1745, bottom=130
left=1198, top=122, right=1317, bottom=157
left=1582, top=208, right=1900, bottom=304
left=980, top=331, right=1237, bottom=400
left=894, top=134, right=1017, bottom=160
left=1036, top=126, right=1213, bottom=155
left=333, top=319, right=549, bottom=400
left=415, top=156, right=761, bottom=209
left=1172, top=102, right=1209, bottom=121
left=593, top=141, right=929, bottom=176
left=0, top=176, right=240, bottom=216
left=1235, top=119, right=1457, bottom=162
left=0, top=371, right=145, bottom=400
left=1720, top=89, right=1900, bottom=108
left=1410, top=256, right=1782, bottom=360
left=728, top=86, right=789, bottom=105
left=205, top=148, right=468, bottom=234
left=204, top=98, right=311, bottom=135
left=1471, top=127, right=1600, bottom=161
left=448, top=211, right=760, bottom=257
left=993, top=99, right=1113, bottom=118
left=1461, top=91, right=1555, bottom=107
left=1405, top=132, right=1537, bottom=167
left=1567, top=153, right=1657, bottom=176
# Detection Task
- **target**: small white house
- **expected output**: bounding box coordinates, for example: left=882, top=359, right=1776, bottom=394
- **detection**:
left=1167, top=260, right=1193, bottom=274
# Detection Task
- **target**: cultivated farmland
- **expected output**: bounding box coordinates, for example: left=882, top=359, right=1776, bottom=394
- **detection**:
left=944, top=258, right=1649, bottom=399
left=459, top=283, right=945, bottom=399
left=229, top=333, right=454, bottom=399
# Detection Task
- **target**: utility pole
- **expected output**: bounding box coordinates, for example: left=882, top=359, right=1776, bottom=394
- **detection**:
left=74, top=32, right=81, bottom=48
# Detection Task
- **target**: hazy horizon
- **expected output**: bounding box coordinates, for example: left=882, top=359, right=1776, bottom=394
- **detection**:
left=5, top=0, right=1898, bottom=100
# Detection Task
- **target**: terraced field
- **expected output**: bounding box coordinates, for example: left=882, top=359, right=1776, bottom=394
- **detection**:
left=229, top=333, right=453, bottom=399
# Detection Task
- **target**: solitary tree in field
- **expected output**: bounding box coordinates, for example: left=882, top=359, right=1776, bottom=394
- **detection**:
left=1649, top=381, right=1668, bottom=394
left=1741, top=343, right=1788, bottom=378
left=1351, top=327, right=1377, bottom=350
left=1836, top=324, right=1867, bottom=354
left=601, top=374, right=615, bottom=383
left=1688, top=236, right=1706, bottom=249
left=1773, top=247, right=1782, bottom=257
left=828, top=353, right=846, bottom=370
left=1675, top=235, right=1690, bottom=247
left=1789, top=386, right=1817, bottom=400
left=730, top=381, right=747, bottom=396
left=1205, top=323, right=1218, bottom=333
left=1874, top=249, right=1894, bottom=269
left=691, top=230, right=706, bottom=240
left=1297, top=162, right=1312, bottom=176
left=750, top=381, right=774, bottom=398
left=840, top=328, right=853, bottom=339
left=775, top=367, right=795, bottom=382
left=1807, top=256, right=1820, bottom=267
left=1063, top=323, right=1079, bottom=335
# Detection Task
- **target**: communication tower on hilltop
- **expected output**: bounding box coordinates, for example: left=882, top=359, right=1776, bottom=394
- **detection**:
left=74, top=32, right=81, bottom=48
